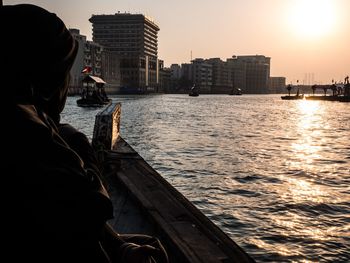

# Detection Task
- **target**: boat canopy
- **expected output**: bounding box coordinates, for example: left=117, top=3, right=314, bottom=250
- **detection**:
left=83, top=75, right=106, bottom=84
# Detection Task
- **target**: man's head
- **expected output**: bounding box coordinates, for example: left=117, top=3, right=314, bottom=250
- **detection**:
left=0, top=4, right=78, bottom=123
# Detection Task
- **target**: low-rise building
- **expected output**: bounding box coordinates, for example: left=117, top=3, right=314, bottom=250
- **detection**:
left=192, top=58, right=212, bottom=94
left=269, top=77, right=286, bottom=94
left=68, top=29, right=104, bottom=95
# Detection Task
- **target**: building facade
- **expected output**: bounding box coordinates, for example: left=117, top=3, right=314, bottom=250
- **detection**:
left=89, top=13, right=161, bottom=93
left=68, top=29, right=104, bottom=95
left=227, top=55, right=270, bottom=94
left=68, top=29, right=86, bottom=95
left=101, top=51, right=121, bottom=93
left=205, top=58, right=231, bottom=94
left=85, top=40, right=103, bottom=77
left=269, top=77, right=286, bottom=94
left=192, top=58, right=213, bottom=93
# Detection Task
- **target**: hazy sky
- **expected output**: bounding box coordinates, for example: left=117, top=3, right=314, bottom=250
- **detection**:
left=6, top=0, right=350, bottom=84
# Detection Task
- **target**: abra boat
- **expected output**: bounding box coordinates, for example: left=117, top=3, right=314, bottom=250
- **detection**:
left=304, top=95, right=338, bottom=101
left=92, top=103, right=254, bottom=263
left=281, top=94, right=304, bottom=100
left=77, top=75, right=111, bottom=107
left=338, top=96, right=350, bottom=102
left=281, top=85, right=304, bottom=100
left=305, top=77, right=350, bottom=102
left=229, top=87, right=242, bottom=96
left=189, top=85, right=199, bottom=97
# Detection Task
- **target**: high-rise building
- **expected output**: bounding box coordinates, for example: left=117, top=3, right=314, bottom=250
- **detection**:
left=89, top=13, right=161, bottom=93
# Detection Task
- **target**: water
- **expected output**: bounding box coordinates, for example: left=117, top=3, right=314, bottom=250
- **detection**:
left=62, top=94, right=350, bottom=262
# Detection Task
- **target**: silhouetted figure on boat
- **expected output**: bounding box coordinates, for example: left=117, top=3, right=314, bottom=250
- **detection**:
left=287, top=84, right=292, bottom=96
left=77, top=75, right=111, bottom=107
left=1, top=4, right=168, bottom=263
left=344, top=76, right=350, bottom=97
left=189, top=84, right=199, bottom=96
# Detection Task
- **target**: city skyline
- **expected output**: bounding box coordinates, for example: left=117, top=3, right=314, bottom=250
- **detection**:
left=6, top=0, right=350, bottom=84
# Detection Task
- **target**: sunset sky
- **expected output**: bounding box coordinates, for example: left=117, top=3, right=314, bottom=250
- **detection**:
left=6, top=0, right=350, bottom=84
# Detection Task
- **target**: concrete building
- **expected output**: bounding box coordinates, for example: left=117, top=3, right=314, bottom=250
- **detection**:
left=192, top=58, right=213, bottom=93
left=101, top=51, right=121, bottom=94
left=178, top=63, right=193, bottom=92
left=205, top=58, right=231, bottom=94
left=181, top=63, right=193, bottom=82
left=159, top=67, right=172, bottom=93
left=68, top=29, right=104, bottom=95
left=85, top=40, right=103, bottom=77
left=168, top=64, right=181, bottom=92
left=68, top=29, right=86, bottom=95
left=269, top=77, right=286, bottom=94
left=227, top=55, right=270, bottom=94
left=170, top=64, right=182, bottom=79
left=89, top=13, right=161, bottom=93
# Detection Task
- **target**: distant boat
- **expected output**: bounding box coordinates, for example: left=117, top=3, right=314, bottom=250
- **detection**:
left=305, top=76, right=350, bottom=102
left=281, top=94, right=304, bottom=100
left=189, top=85, right=199, bottom=97
left=229, top=87, right=242, bottom=95
left=77, top=75, right=111, bottom=107
left=281, top=86, right=303, bottom=100
left=304, top=95, right=338, bottom=101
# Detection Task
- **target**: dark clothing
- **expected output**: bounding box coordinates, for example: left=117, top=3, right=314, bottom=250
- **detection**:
left=1, top=4, right=112, bottom=261
left=4, top=104, right=114, bottom=262
left=1, top=4, right=167, bottom=263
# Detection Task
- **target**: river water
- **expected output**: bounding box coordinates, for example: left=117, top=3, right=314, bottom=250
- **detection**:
left=62, top=94, right=350, bottom=262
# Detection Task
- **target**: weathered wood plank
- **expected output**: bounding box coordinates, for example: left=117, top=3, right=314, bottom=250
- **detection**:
left=92, top=102, right=121, bottom=151
left=92, top=103, right=255, bottom=263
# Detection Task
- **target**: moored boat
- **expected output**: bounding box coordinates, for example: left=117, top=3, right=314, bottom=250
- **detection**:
left=305, top=76, right=350, bottom=102
left=338, top=96, right=350, bottom=102
left=281, top=94, right=304, bottom=100
left=281, top=84, right=303, bottom=100
left=304, top=95, right=339, bottom=101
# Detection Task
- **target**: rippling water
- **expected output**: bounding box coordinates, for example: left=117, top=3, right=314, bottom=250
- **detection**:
left=62, top=94, right=350, bottom=262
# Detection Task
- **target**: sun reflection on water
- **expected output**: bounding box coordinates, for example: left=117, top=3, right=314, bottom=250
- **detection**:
left=276, top=99, right=341, bottom=257
left=297, top=100, right=320, bottom=115
left=249, top=238, right=295, bottom=257
left=289, top=100, right=324, bottom=169
left=282, top=177, right=331, bottom=203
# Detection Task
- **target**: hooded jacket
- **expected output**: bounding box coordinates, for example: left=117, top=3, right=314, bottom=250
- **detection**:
left=1, top=4, right=114, bottom=262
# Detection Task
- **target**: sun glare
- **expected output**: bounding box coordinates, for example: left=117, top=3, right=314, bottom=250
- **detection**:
left=288, top=0, right=337, bottom=39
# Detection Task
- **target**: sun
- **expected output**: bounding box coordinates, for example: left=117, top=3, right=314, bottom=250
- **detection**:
left=287, top=0, right=337, bottom=39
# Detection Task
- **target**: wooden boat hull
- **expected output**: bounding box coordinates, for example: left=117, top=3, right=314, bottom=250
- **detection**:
left=77, top=98, right=111, bottom=107
left=304, top=96, right=350, bottom=102
left=92, top=103, right=254, bottom=263
left=305, top=96, right=339, bottom=101
left=281, top=95, right=304, bottom=100
left=338, top=96, right=350, bottom=102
